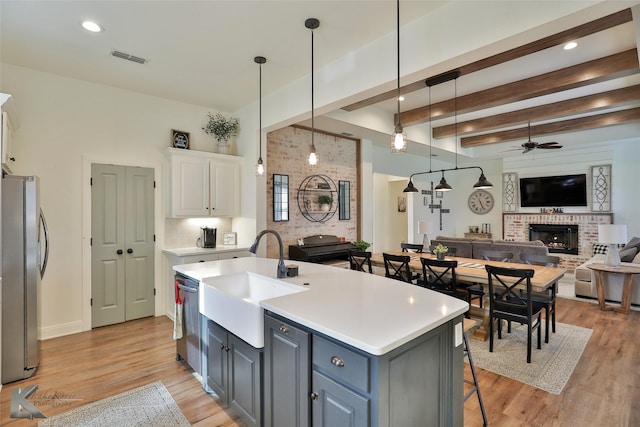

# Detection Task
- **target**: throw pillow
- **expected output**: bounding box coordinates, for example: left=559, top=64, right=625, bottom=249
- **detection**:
left=592, top=243, right=610, bottom=256
left=623, top=237, right=640, bottom=252
left=619, top=247, right=638, bottom=262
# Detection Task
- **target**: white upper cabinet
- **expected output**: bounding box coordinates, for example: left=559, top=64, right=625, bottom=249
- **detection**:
left=165, top=148, right=240, bottom=218
left=1, top=94, right=18, bottom=174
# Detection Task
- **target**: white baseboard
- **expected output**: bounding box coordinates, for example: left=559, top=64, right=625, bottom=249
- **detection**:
left=40, top=320, right=83, bottom=340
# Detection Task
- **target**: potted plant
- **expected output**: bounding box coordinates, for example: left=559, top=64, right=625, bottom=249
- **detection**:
left=432, top=243, right=449, bottom=260
left=353, top=240, right=371, bottom=252
left=317, top=194, right=333, bottom=211
left=202, top=112, right=239, bottom=154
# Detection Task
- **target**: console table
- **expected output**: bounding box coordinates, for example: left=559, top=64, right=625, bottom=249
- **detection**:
left=464, top=232, right=492, bottom=239
left=587, top=263, right=640, bottom=315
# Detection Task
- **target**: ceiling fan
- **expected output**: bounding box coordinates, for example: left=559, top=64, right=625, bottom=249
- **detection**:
left=518, top=122, right=563, bottom=154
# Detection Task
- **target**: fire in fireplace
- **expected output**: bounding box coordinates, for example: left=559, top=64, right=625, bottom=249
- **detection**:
left=529, top=224, right=578, bottom=255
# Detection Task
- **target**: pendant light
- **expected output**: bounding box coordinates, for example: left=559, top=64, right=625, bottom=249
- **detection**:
left=255, top=56, right=266, bottom=176
left=306, top=18, right=320, bottom=166
left=403, top=70, right=493, bottom=193
left=391, top=0, right=407, bottom=153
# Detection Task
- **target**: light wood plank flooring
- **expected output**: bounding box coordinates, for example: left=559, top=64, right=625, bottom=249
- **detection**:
left=1, top=296, right=639, bottom=426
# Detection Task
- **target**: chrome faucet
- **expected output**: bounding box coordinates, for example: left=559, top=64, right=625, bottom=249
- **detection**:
left=249, top=229, right=288, bottom=279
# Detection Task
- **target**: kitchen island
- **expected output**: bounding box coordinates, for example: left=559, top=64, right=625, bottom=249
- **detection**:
left=174, top=257, right=468, bottom=427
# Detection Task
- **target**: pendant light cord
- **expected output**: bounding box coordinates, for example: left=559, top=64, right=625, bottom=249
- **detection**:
left=396, top=0, right=401, bottom=127
left=259, top=61, right=262, bottom=159
left=311, top=26, right=315, bottom=147
left=454, top=77, right=458, bottom=169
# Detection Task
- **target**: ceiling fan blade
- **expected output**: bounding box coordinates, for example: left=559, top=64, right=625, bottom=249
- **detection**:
left=536, top=142, right=560, bottom=148
left=539, top=145, right=563, bottom=149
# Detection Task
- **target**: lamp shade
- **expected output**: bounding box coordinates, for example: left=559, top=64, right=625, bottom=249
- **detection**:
left=598, top=224, right=627, bottom=244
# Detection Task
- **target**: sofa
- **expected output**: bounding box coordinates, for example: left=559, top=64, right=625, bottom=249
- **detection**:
left=574, top=237, right=640, bottom=304
left=430, top=236, right=549, bottom=261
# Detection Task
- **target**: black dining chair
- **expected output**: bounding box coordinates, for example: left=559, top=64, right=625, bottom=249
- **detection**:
left=348, top=250, right=373, bottom=273
left=418, top=258, right=466, bottom=301
left=485, top=265, right=543, bottom=363
left=383, top=253, right=414, bottom=284
left=401, top=243, right=424, bottom=253
left=519, top=254, right=560, bottom=343
left=481, top=250, right=513, bottom=262
left=462, top=250, right=513, bottom=309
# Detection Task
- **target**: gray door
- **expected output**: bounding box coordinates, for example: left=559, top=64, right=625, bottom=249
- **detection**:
left=91, top=164, right=154, bottom=328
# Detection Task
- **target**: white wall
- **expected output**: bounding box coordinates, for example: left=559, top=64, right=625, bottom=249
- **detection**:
left=0, top=63, right=246, bottom=338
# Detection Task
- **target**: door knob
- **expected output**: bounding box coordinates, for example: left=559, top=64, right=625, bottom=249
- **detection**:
left=116, top=249, right=123, bottom=255
left=127, top=248, right=133, bottom=254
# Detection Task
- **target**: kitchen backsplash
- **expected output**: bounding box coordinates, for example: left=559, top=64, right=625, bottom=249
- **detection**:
left=164, top=217, right=233, bottom=248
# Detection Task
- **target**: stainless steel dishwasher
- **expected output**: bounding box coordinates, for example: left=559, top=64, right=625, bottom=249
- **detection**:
left=175, top=273, right=201, bottom=375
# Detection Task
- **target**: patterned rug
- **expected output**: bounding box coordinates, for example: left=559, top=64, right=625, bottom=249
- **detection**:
left=38, top=381, right=190, bottom=427
left=467, top=322, right=592, bottom=395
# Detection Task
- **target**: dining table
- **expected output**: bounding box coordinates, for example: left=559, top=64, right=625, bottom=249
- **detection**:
left=370, top=251, right=567, bottom=341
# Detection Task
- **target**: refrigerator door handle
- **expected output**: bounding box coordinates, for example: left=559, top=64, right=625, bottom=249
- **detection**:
left=40, top=208, right=49, bottom=278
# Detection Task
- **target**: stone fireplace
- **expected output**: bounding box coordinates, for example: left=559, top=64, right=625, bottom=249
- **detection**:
left=529, top=224, right=578, bottom=255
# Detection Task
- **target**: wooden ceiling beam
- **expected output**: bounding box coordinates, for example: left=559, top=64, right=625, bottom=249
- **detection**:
left=399, top=49, right=639, bottom=127
left=341, top=9, right=632, bottom=112
left=460, top=107, right=640, bottom=147
left=433, top=85, right=640, bottom=138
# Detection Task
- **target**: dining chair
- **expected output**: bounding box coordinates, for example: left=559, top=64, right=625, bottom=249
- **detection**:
left=418, top=258, right=466, bottom=301
left=485, top=265, right=543, bottom=363
left=401, top=243, right=424, bottom=253
left=519, top=254, right=560, bottom=343
left=348, top=250, right=373, bottom=273
left=383, top=253, right=414, bottom=283
left=481, top=250, right=513, bottom=262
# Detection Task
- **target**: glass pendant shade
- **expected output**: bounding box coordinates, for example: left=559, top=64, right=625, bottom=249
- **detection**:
left=308, top=145, right=318, bottom=165
left=256, top=156, right=264, bottom=176
left=391, top=125, right=407, bottom=153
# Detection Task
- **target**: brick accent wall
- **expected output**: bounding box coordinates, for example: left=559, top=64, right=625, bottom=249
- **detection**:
left=503, top=213, right=613, bottom=272
left=265, top=126, right=358, bottom=259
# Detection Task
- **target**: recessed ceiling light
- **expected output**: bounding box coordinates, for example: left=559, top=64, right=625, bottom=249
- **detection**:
left=398, top=96, right=405, bottom=101
left=563, top=41, right=577, bottom=50
left=82, top=21, right=104, bottom=33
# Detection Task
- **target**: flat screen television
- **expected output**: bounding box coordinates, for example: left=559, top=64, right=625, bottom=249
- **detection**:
left=519, top=174, right=587, bottom=207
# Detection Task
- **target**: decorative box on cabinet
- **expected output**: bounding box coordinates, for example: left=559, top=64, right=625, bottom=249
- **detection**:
left=165, top=147, right=240, bottom=217
left=204, top=318, right=263, bottom=427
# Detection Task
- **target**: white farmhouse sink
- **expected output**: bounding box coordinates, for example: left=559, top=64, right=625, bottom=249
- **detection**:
left=200, top=272, right=308, bottom=348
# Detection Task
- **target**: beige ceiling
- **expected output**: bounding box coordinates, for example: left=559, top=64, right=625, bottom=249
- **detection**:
left=2, top=1, right=639, bottom=161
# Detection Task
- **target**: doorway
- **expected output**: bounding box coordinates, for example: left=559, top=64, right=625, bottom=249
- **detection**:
left=91, top=164, right=155, bottom=328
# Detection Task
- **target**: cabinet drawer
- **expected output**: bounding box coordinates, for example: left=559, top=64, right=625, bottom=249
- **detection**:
left=182, top=253, right=219, bottom=264
left=313, top=335, right=370, bottom=393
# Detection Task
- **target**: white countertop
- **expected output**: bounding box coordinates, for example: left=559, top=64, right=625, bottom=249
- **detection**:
left=162, top=246, right=249, bottom=257
left=174, top=257, right=468, bottom=356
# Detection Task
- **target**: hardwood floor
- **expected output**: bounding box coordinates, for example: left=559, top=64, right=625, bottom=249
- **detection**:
left=1, top=296, right=639, bottom=426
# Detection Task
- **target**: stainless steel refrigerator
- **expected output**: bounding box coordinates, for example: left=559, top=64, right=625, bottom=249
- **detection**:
left=1, top=175, right=49, bottom=384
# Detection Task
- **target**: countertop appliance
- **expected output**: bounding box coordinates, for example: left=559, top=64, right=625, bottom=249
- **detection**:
left=175, top=273, right=201, bottom=375
left=2, top=175, right=49, bottom=384
left=198, top=226, right=217, bottom=248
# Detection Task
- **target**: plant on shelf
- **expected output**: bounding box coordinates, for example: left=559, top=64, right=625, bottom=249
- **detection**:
left=432, top=243, right=449, bottom=259
left=353, top=240, right=371, bottom=252
left=317, top=194, right=333, bottom=211
left=202, top=112, right=239, bottom=153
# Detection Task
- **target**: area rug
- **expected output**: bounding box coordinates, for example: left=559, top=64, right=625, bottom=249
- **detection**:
left=38, top=381, right=190, bottom=427
left=467, top=322, right=592, bottom=395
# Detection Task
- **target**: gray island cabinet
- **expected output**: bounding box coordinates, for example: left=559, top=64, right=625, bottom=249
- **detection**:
left=175, top=257, right=468, bottom=427
left=264, top=311, right=463, bottom=427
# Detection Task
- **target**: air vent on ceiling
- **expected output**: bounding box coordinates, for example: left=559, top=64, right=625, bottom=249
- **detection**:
left=111, top=50, right=147, bottom=64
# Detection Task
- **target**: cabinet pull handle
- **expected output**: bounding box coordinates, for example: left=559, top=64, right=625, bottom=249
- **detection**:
left=279, top=325, right=289, bottom=334
left=220, top=344, right=225, bottom=350
left=310, top=392, right=319, bottom=401
left=331, top=356, right=345, bottom=367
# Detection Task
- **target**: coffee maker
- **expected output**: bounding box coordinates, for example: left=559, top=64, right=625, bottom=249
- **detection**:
left=198, top=227, right=217, bottom=248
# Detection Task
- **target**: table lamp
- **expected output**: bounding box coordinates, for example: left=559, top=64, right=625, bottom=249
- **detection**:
left=598, top=224, right=627, bottom=268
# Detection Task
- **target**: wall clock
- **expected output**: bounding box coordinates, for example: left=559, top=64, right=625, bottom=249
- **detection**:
left=468, top=190, right=494, bottom=214
left=172, top=129, right=190, bottom=149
